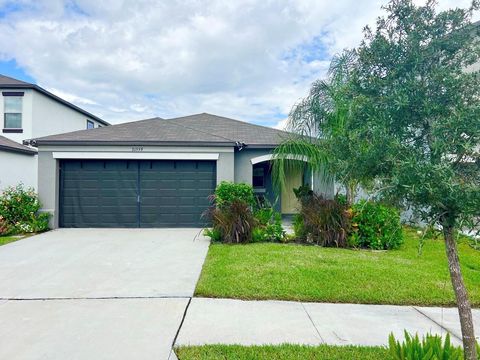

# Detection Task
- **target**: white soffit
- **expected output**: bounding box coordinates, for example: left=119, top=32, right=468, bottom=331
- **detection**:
left=52, top=152, right=220, bottom=160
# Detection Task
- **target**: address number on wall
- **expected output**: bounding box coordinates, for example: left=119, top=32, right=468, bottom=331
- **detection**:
left=131, top=146, right=144, bottom=152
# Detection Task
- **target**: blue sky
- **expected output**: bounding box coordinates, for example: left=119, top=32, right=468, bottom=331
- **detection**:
left=0, top=60, right=35, bottom=83
left=0, top=0, right=473, bottom=127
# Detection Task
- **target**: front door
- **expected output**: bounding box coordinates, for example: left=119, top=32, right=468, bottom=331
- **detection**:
left=281, top=170, right=302, bottom=214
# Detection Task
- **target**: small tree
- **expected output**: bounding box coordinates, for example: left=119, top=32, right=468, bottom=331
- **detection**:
left=352, top=1, right=480, bottom=358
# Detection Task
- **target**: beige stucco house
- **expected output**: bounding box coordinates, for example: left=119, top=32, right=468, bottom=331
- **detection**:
left=33, top=113, right=333, bottom=228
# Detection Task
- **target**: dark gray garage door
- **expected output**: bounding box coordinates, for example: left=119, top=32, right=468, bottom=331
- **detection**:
left=60, top=160, right=216, bottom=228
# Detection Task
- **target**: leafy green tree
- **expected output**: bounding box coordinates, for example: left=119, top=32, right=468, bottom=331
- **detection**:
left=274, top=0, right=479, bottom=358
left=352, top=1, right=480, bottom=358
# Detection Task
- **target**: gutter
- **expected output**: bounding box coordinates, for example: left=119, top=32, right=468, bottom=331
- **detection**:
left=31, top=140, right=279, bottom=149
left=31, top=140, right=238, bottom=147
left=0, top=144, right=37, bottom=155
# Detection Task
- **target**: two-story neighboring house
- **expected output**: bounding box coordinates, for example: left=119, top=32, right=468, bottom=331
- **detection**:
left=0, top=74, right=109, bottom=191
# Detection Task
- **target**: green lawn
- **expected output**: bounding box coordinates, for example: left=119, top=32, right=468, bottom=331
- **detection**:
left=0, top=235, right=24, bottom=246
left=176, top=344, right=389, bottom=360
left=195, top=228, right=480, bottom=306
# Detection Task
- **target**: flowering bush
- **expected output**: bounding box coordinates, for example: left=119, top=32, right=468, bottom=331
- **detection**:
left=0, top=184, right=50, bottom=235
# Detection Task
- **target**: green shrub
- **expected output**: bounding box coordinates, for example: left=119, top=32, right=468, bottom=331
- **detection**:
left=215, top=182, right=255, bottom=208
left=265, top=213, right=285, bottom=242
left=254, top=207, right=274, bottom=227
left=252, top=203, right=286, bottom=242
left=204, top=199, right=257, bottom=244
left=336, top=193, right=348, bottom=206
left=0, top=184, right=50, bottom=235
left=252, top=210, right=285, bottom=242
left=203, top=228, right=222, bottom=242
left=292, top=213, right=307, bottom=239
left=252, top=227, right=265, bottom=243
left=350, top=200, right=403, bottom=250
left=388, top=331, right=463, bottom=360
left=298, top=193, right=350, bottom=247
left=293, top=185, right=313, bottom=200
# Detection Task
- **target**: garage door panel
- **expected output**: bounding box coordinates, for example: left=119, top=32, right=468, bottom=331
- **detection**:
left=197, top=180, right=217, bottom=189
left=139, top=160, right=215, bottom=227
left=141, top=189, right=176, bottom=197
left=195, top=173, right=216, bottom=181
left=178, top=179, right=197, bottom=188
left=60, top=160, right=138, bottom=228
left=177, top=197, right=198, bottom=206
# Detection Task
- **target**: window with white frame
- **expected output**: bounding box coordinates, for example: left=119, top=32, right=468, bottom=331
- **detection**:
left=3, top=93, right=23, bottom=129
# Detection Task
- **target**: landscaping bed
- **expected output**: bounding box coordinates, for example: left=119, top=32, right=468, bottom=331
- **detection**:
left=175, top=344, right=388, bottom=360
left=195, top=227, right=480, bottom=306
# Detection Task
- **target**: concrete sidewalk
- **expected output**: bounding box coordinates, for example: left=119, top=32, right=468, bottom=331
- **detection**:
left=176, top=298, right=480, bottom=348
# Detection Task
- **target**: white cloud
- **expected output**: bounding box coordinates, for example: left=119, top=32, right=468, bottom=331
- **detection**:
left=0, top=0, right=476, bottom=126
left=273, top=118, right=289, bottom=130
left=47, top=87, right=97, bottom=105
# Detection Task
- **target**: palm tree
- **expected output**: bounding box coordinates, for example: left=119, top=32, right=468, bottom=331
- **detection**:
left=272, top=50, right=365, bottom=205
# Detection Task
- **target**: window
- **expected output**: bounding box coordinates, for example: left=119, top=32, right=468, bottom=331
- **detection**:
left=86, top=120, right=95, bottom=129
left=252, top=166, right=265, bottom=188
left=3, top=93, right=23, bottom=129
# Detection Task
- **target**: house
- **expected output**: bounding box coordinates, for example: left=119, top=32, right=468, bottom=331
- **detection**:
left=33, top=113, right=333, bottom=228
left=0, top=74, right=109, bottom=191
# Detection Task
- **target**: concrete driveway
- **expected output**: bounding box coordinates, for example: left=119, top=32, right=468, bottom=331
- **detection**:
left=0, top=229, right=209, bottom=360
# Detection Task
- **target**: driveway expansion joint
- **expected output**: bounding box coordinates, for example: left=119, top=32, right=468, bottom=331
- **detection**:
left=170, top=297, right=193, bottom=358
left=301, top=302, right=325, bottom=343
left=413, top=306, right=463, bottom=342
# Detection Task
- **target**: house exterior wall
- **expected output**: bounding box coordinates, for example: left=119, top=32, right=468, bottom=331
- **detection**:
left=234, top=148, right=272, bottom=184
left=37, top=145, right=234, bottom=228
left=0, top=151, right=37, bottom=191
left=234, top=148, right=334, bottom=198
left=0, top=88, right=105, bottom=193
left=1, top=89, right=103, bottom=143
left=311, top=170, right=335, bottom=199
left=38, top=144, right=335, bottom=227
left=31, top=91, right=103, bottom=139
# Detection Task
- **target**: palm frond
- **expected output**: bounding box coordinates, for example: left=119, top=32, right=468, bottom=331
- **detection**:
left=271, top=139, right=332, bottom=190
left=328, top=49, right=357, bottom=85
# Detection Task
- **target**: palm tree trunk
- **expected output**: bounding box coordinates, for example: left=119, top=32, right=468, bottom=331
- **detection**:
left=345, top=182, right=356, bottom=206
left=443, top=225, right=477, bottom=360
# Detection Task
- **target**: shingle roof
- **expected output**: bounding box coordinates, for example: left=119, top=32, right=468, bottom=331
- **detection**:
left=0, top=136, right=37, bottom=155
left=0, top=74, right=32, bottom=86
left=0, top=74, right=109, bottom=126
left=33, top=113, right=290, bottom=148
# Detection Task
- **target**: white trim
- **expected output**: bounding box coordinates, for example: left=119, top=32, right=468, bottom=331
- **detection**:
left=250, top=154, right=273, bottom=164
left=41, top=145, right=233, bottom=152
left=52, top=152, right=220, bottom=160
left=250, top=154, right=308, bottom=164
